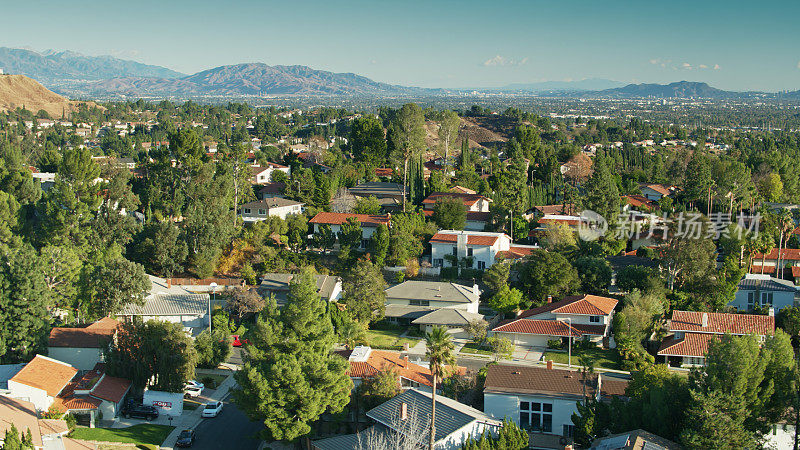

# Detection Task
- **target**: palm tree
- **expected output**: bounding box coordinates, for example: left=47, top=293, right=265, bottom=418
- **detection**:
left=425, top=326, right=456, bottom=450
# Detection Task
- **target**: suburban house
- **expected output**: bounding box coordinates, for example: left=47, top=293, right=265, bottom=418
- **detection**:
left=429, top=230, right=538, bottom=270
left=750, top=248, right=800, bottom=277
left=7, top=355, right=77, bottom=412
left=259, top=273, right=342, bottom=304
left=730, top=273, right=797, bottom=312
left=657, top=310, right=775, bottom=367
left=239, top=198, right=303, bottom=222
left=250, top=162, right=290, bottom=184
left=347, top=182, right=404, bottom=212
left=639, top=183, right=676, bottom=201
left=411, top=309, right=486, bottom=339
left=116, top=275, right=210, bottom=335
left=523, top=204, right=577, bottom=221
left=590, top=429, right=682, bottom=450
left=492, top=295, right=618, bottom=349
left=422, top=192, right=493, bottom=213
left=422, top=209, right=491, bottom=231
left=47, top=318, right=120, bottom=370
left=483, top=364, right=627, bottom=444
left=312, top=388, right=502, bottom=450
left=337, top=346, right=435, bottom=391
left=621, top=195, right=657, bottom=212
left=309, top=212, right=391, bottom=248
left=382, top=280, right=485, bottom=337
left=255, top=182, right=286, bottom=199
left=0, top=396, right=72, bottom=449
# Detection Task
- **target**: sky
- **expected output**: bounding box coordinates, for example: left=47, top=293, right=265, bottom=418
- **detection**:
left=2, top=0, right=799, bottom=92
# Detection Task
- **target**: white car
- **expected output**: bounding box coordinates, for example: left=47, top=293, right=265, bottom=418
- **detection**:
left=201, top=401, right=223, bottom=418
left=184, top=385, right=203, bottom=398
left=185, top=380, right=205, bottom=390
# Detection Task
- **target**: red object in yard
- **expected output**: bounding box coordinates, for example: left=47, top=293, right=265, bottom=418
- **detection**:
left=231, top=335, right=249, bottom=347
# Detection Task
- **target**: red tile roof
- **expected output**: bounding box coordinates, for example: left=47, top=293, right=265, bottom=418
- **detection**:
left=551, top=295, right=618, bottom=316
left=753, top=248, right=800, bottom=261
left=533, top=204, right=577, bottom=216
left=309, top=212, right=390, bottom=227
left=538, top=216, right=580, bottom=227
left=465, top=211, right=491, bottom=222
left=422, top=192, right=491, bottom=207
left=657, top=333, right=718, bottom=358
left=10, top=355, right=77, bottom=396
left=49, top=317, right=120, bottom=348
left=493, top=319, right=605, bottom=337
left=668, top=311, right=775, bottom=335
left=375, top=168, right=394, bottom=177
left=793, top=266, right=800, bottom=278
left=338, top=349, right=436, bottom=387
left=643, top=184, right=672, bottom=196
left=495, top=246, right=537, bottom=260
left=623, top=195, right=656, bottom=209
left=749, top=264, right=776, bottom=274
left=429, top=232, right=500, bottom=246
left=90, top=375, right=131, bottom=403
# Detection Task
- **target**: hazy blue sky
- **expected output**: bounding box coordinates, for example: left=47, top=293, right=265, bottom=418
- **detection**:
left=2, top=0, right=799, bottom=91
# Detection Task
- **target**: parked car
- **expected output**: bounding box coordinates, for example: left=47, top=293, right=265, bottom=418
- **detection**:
left=175, top=429, right=195, bottom=448
left=184, top=385, right=203, bottom=398
left=201, top=401, right=223, bottom=418
left=231, top=335, right=249, bottom=347
left=185, top=380, right=205, bottom=390
left=121, top=403, right=159, bottom=420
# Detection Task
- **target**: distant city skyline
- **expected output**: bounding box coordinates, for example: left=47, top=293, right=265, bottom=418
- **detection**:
left=2, top=0, right=799, bottom=92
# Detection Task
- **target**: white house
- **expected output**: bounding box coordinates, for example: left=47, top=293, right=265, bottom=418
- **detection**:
left=657, top=310, right=775, bottom=367
left=483, top=364, right=627, bottom=441
left=492, top=294, right=618, bottom=349
left=250, top=162, right=290, bottom=184
left=730, top=273, right=797, bottom=312
left=309, top=212, right=391, bottom=249
left=47, top=317, right=120, bottom=370
left=116, top=275, right=210, bottom=335
left=240, top=198, right=303, bottom=222
left=7, top=355, right=77, bottom=412
left=312, top=388, right=501, bottom=450
left=422, top=192, right=493, bottom=213
left=429, top=230, right=538, bottom=270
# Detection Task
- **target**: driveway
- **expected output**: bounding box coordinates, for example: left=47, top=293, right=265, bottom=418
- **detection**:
left=511, top=345, right=544, bottom=362
left=190, top=400, right=263, bottom=450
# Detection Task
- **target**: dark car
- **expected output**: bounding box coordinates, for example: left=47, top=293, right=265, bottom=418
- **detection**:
left=121, top=403, right=159, bottom=420
left=175, top=429, right=195, bottom=448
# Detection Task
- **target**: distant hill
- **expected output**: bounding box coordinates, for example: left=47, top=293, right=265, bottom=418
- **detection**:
left=87, top=63, right=436, bottom=97
left=0, top=47, right=185, bottom=86
left=592, top=81, right=737, bottom=99
left=0, top=74, right=88, bottom=117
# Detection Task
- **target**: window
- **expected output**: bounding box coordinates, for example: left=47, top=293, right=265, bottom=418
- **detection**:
left=410, top=300, right=430, bottom=307
left=563, top=424, right=575, bottom=437
left=244, top=208, right=251, bottom=214
left=452, top=246, right=458, bottom=256
left=747, top=292, right=755, bottom=310
left=433, top=259, right=443, bottom=268
left=258, top=209, right=267, bottom=215
left=761, top=292, right=773, bottom=306
left=467, top=248, right=473, bottom=257
left=518, top=401, right=552, bottom=432
left=477, top=261, right=486, bottom=270
left=589, top=316, right=601, bottom=323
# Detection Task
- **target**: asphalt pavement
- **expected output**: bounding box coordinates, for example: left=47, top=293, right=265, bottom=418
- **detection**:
left=189, top=400, right=263, bottom=450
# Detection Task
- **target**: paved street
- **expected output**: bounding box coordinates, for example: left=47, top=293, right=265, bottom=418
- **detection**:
left=190, top=400, right=263, bottom=450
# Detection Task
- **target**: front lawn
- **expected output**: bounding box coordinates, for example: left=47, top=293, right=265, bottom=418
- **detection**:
left=363, top=329, right=420, bottom=350
left=459, top=343, right=492, bottom=356
left=69, top=424, right=174, bottom=446
left=195, top=372, right=228, bottom=389
left=543, top=347, right=622, bottom=370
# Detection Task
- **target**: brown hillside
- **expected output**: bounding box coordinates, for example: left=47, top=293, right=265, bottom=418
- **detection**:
left=423, top=116, right=512, bottom=155
left=0, top=74, right=80, bottom=117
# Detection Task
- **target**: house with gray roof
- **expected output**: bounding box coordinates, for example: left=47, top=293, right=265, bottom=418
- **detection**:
left=384, top=281, right=480, bottom=326
left=731, top=273, right=798, bottom=312
left=312, top=388, right=501, bottom=450
left=347, top=182, right=405, bottom=212
left=259, top=273, right=342, bottom=305
left=412, top=309, right=486, bottom=340
left=239, top=197, right=303, bottom=222
left=115, top=274, right=210, bottom=335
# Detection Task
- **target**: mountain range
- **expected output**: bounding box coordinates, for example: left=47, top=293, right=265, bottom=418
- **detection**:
left=0, top=47, right=797, bottom=100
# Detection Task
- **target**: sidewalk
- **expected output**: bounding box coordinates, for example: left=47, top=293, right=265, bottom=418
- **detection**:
left=158, top=373, right=237, bottom=449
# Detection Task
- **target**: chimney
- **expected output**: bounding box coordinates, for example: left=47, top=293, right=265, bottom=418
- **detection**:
left=402, top=354, right=409, bottom=369
left=546, top=360, right=553, bottom=370
left=547, top=295, right=552, bottom=304
left=399, top=402, right=408, bottom=420
left=473, top=284, right=480, bottom=296
left=701, top=313, right=708, bottom=328
left=167, top=278, right=172, bottom=288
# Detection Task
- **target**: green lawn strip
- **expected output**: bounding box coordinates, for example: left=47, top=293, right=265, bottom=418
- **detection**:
left=364, top=329, right=420, bottom=350
left=542, top=348, right=622, bottom=370
left=194, top=372, right=228, bottom=389
left=459, top=343, right=492, bottom=355
left=70, top=424, right=174, bottom=446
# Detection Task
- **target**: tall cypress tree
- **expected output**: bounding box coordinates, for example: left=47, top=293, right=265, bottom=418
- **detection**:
left=233, top=268, right=351, bottom=441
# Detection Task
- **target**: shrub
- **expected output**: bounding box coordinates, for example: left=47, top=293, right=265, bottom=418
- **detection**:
left=547, top=339, right=563, bottom=349
left=394, top=271, right=405, bottom=283
left=441, top=267, right=459, bottom=280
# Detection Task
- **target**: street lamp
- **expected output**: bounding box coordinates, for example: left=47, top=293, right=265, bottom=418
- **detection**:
left=209, top=282, right=217, bottom=332
left=565, top=317, right=572, bottom=369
